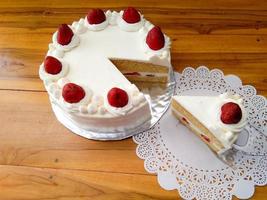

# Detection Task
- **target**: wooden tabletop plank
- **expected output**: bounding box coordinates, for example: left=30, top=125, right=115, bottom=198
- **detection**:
left=1, top=31, right=267, bottom=53
left=0, top=164, right=266, bottom=200
left=0, top=165, right=178, bottom=200
left=0, top=0, right=267, bottom=10
left=0, top=9, right=267, bottom=31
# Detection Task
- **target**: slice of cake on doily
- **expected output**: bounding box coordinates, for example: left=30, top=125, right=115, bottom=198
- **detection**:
left=171, top=93, right=247, bottom=154
left=39, top=7, right=172, bottom=133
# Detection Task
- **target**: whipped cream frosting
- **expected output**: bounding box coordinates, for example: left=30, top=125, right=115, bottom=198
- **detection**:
left=117, top=10, right=144, bottom=32
left=106, top=10, right=118, bottom=25
left=52, top=27, right=80, bottom=51
left=103, top=84, right=146, bottom=116
left=60, top=85, right=93, bottom=109
left=173, top=93, right=247, bottom=149
left=47, top=43, right=64, bottom=58
left=138, top=23, right=171, bottom=62
left=83, top=13, right=109, bottom=31
left=40, top=9, right=171, bottom=117
left=72, top=18, right=87, bottom=34
left=213, top=93, right=247, bottom=133
left=39, top=59, right=69, bottom=82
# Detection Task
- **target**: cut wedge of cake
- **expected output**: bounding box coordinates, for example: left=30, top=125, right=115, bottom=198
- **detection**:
left=171, top=93, right=247, bottom=154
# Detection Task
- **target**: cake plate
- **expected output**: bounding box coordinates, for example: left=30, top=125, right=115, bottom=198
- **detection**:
left=51, top=68, right=176, bottom=140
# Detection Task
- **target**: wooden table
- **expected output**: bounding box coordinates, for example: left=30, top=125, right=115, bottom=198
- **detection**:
left=0, top=1, right=266, bottom=199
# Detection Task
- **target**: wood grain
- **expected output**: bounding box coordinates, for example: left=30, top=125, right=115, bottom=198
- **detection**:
left=0, top=1, right=266, bottom=199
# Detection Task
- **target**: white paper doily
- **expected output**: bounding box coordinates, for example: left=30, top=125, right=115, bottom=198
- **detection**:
left=133, top=66, right=267, bottom=200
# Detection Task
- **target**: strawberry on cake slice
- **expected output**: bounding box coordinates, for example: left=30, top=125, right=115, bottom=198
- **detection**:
left=171, top=93, right=248, bottom=154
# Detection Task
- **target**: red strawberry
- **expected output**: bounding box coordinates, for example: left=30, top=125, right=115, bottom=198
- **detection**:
left=201, top=134, right=210, bottom=143
left=220, top=102, right=242, bottom=124
left=123, top=72, right=141, bottom=76
left=146, top=26, right=165, bottom=50
left=62, top=83, right=85, bottom=103
left=57, top=24, right=74, bottom=45
left=107, top=87, right=129, bottom=107
left=87, top=9, right=106, bottom=24
left=44, top=56, right=62, bottom=75
left=122, top=7, right=141, bottom=23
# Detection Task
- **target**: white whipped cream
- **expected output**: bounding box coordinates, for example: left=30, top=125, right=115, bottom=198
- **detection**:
left=39, top=59, right=69, bottom=82
left=47, top=82, right=61, bottom=99
left=52, top=27, right=80, bottom=51
left=132, top=93, right=146, bottom=106
left=72, top=18, right=87, bottom=34
left=212, top=93, right=247, bottom=133
left=59, top=85, right=93, bottom=111
left=126, top=84, right=146, bottom=106
left=79, top=105, right=88, bottom=114
left=104, top=90, right=133, bottom=116
left=106, top=10, right=118, bottom=25
left=98, top=106, right=107, bottom=114
left=138, top=23, right=171, bottom=58
left=57, top=77, right=70, bottom=88
left=91, top=95, right=104, bottom=106
left=103, top=84, right=146, bottom=116
left=84, top=14, right=109, bottom=31
left=117, top=10, right=144, bottom=32
left=87, top=102, right=98, bottom=114
left=47, top=43, right=64, bottom=58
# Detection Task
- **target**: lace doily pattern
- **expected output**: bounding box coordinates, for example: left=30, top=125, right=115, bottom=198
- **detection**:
left=133, top=67, right=267, bottom=200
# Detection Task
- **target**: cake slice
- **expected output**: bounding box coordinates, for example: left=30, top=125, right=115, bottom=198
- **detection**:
left=171, top=93, right=247, bottom=154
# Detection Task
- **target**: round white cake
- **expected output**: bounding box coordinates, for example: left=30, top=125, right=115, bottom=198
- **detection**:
left=39, top=7, right=172, bottom=133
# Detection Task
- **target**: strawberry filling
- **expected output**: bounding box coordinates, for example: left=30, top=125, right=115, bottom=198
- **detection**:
left=200, top=134, right=210, bottom=143
left=123, top=72, right=141, bottom=76
left=146, top=74, right=155, bottom=77
left=181, top=117, right=189, bottom=125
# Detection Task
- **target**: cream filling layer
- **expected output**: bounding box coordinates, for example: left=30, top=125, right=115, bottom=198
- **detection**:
left=122, top=71, right=168, bottom=77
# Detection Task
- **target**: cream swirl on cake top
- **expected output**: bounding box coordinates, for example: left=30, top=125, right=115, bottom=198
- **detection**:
left=52, top=24, right=80, bottom=51
left=39, top=56, right=69, bottom=82
left=213, top=93, right=247, bottom=133
left=104, top=85, right=145, bottom=116
left=117, top=7, right=144, bottom=32
left=84, top=8, right=109, bottom=31
left=206, top=93, right=247, bottom=147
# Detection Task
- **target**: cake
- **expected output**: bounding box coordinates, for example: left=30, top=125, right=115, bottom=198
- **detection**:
left=39, top=7, right=172, bottom=132
left=171, top=93, right=247, bottom=154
